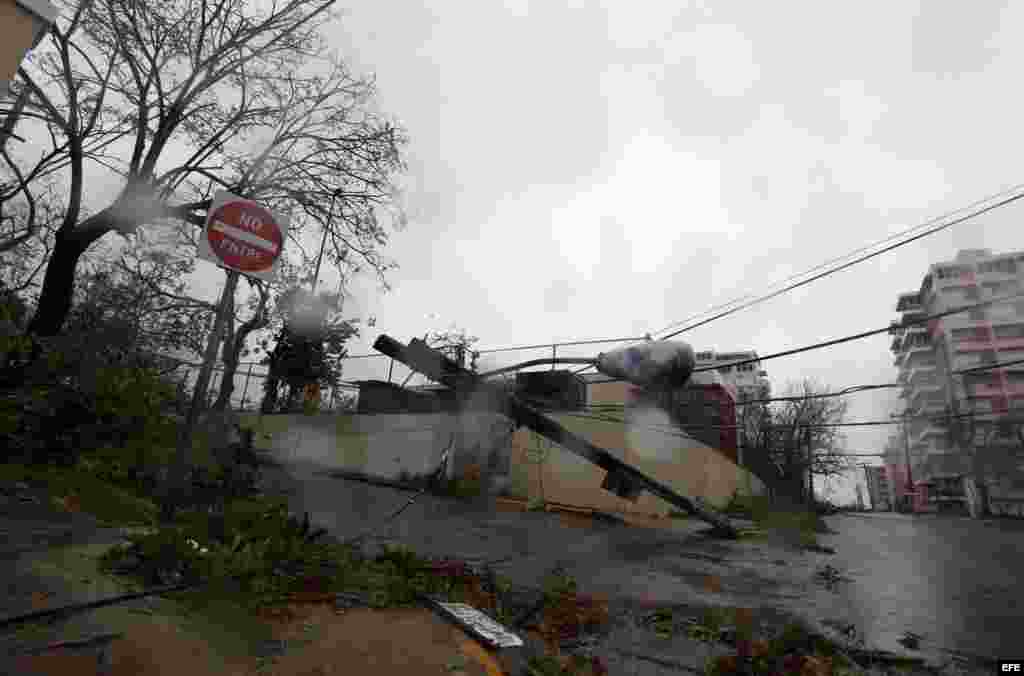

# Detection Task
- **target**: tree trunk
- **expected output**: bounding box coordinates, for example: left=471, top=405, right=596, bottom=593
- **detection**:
left=285, top=382, right=303, bottom=412
left=260, top=372, right=280, bottom=414
left=26, top=212, right=113, bottom=336
left=214, top=352, right=241, bottom=411
left=213, top=286, right=269, bottom=412
left=213, top=289, right=241, bottom=412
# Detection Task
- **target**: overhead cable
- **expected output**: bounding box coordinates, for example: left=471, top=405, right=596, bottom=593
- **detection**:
left=578, top=382, right=901, bottom=408
left=651, top=184, right=1024, bottom=338
left=344, top=335, right=648, bottom=360
left=690, top=289, right=1024, bottom=374
left=956, top=357, right=1024, bottom=375
left=658, top=184, right=1024, bottom=340
left=551, top=407, right=1022, bottom=435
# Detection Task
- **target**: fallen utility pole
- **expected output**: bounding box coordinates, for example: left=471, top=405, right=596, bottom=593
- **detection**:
left=372, top=335, right=737, bottom=538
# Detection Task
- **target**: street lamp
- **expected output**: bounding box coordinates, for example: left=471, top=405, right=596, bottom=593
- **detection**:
left=477, top=340, right=697, bottom=389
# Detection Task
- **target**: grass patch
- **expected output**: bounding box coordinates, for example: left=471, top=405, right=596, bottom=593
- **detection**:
left=725, top=494, right=832, bottom=547
left=0, top=462, right=158, bottom=526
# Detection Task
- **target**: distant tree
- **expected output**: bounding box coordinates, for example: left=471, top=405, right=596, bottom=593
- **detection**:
left=738, top=379, right=850, bottom=505
left=259, top=288, right=358, bottom=413
left=427, top=327, right=480, bottom=371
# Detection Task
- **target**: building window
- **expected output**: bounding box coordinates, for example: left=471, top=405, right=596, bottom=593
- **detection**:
left=972, top=398, right=994, bottom=414
left=979, top=258, right=1017, bottom=275
left=995, top=324, right=1024, bottom=340
left=951, top=328, right=973, bottom=343
left=984, top=280, right=1017, bottom=296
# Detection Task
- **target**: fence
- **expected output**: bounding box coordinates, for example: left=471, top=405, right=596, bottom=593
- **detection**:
left=166, top=358, right=359, bottom=413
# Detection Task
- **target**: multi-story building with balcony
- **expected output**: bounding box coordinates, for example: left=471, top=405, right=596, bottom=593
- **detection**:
left=882, top=433, right=911, bottom=511
left=693, top=349, right=771, bottom=401
left=890, top=248, right=1024, bottom=517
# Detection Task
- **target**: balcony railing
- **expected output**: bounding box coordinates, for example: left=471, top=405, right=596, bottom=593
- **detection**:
left=911, top=399, right=946, bottom=416
left=904, top=381, right=944, bottom=404
left=954, top=341, right=994, bottom=353
left=906, top=363, right=938, bottom=384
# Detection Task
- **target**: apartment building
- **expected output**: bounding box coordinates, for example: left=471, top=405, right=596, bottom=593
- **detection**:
left=882, top=433, right=911, bottom=511
left=890, top=248, right=1024, bottom=517
left=693, top=350, right=771, bottom=401
left=863, top=465, right=892, bottom=511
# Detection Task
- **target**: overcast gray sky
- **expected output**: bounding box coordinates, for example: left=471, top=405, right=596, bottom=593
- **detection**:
left=182, top=1, right=1024, bottom=503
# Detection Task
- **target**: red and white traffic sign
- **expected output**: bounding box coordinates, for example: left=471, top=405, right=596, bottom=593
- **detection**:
left=198, top=191, right=290, bottom=280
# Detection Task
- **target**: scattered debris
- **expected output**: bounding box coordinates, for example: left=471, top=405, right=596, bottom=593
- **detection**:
left=813, top=564, right=849, bottom=592
left=611, top=648, right=703, bottom=674
left=423, top=598, right=523, bottom=648
left=899, top=630, right=924, bottom=650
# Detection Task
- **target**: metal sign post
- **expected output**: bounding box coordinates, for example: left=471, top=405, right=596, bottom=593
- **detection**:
left=163, top=269, right=239, bottom=518
left=162, top=193, right=289, bottom=519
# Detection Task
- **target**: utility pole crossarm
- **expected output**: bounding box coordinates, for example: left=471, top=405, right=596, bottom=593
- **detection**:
left=372, top=334, right=738, bottom=538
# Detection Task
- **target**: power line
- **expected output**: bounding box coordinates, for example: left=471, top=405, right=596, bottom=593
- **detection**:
left=690, top=289, right=1024, bottom=374
left=559, top=382, right=900, bottom=412
left=344, top=186, right=1024, bottom=369
left=344, top=335, right=649, bottom=360
left=657, top=184, right=1024, bottom=341
left=647, top=184, right=1024, bottom=338
left=550, top=405, right=1022, bottom=435
left=956, top=356, right=1024, bottom=375
left=576, top=184, right=1024, bottom=374
left=478, top=336, right=647, bottom=355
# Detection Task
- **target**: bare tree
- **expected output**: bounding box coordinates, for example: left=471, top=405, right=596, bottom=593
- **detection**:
left=7, top=0, right=407, bottom=338
left=738, top=379, right=851, bottom=505
left=428, top=327, right=481, bottom=371
left=258, top=287, right=359, bottom=413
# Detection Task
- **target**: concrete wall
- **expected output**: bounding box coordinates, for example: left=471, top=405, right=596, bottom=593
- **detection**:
left=238, top=412, right=512, bottom=486
left=508, top=412, right=766, bottom=517
left=240, top=405, right=765, bottom=515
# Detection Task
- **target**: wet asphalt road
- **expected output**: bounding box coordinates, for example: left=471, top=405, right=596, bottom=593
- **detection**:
left=264, top=456, right=1020, bottom=667
left=813, top=512, right=1023, bottom=663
